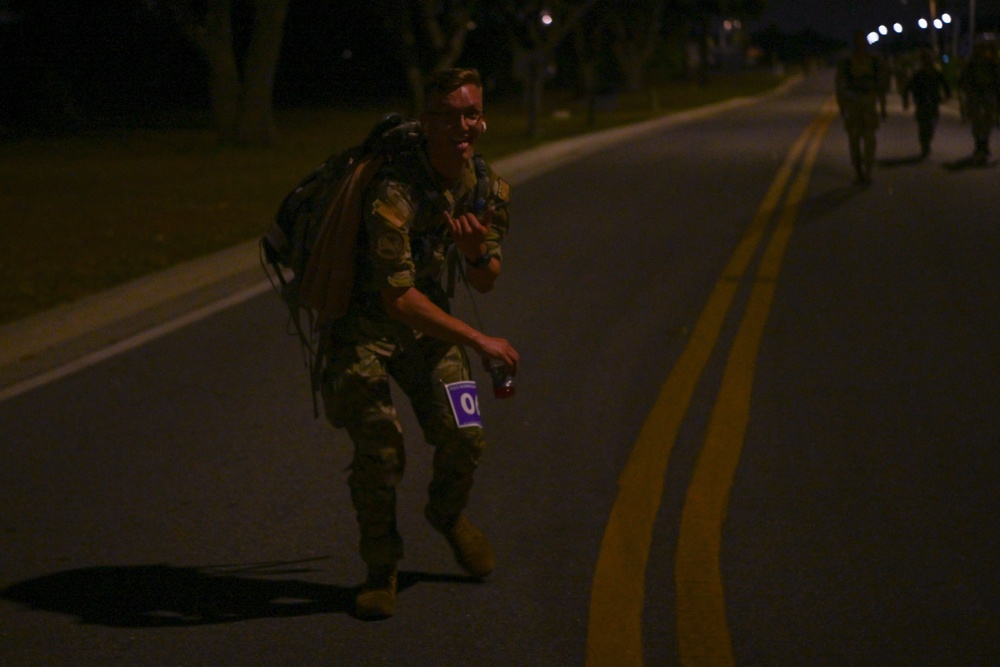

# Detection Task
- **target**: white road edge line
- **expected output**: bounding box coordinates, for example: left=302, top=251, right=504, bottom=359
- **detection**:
left=0, top=281, right=273, bottom=404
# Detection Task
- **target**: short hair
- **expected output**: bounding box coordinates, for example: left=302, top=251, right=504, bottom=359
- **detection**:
left=423, top=68, right=482, bottom=109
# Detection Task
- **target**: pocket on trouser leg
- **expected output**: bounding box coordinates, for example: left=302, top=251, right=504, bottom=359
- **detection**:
left=426, top=429, right=485, bottom=520
left=348, top=421, right=407, bottom=564
left=322, top=363, right=393, bottom=430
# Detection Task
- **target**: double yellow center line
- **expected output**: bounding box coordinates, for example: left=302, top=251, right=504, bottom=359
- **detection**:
left=587, top=99, right=839, bottom=666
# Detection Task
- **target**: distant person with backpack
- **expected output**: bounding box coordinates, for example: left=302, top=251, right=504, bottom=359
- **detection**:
left=959, top=41, right=1000, bottom=165
left=317, top=68, right=518, bottom=619
left=836, top=30, right=888, bottom=185
left=902, top=49, right=951, bottom=158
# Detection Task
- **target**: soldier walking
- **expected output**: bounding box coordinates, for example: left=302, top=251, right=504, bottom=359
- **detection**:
left=836, top=30, right=889, bottom=185
left=959, top=41, right=1000, bottom=165
left=902, top=49, right=951, bottom=158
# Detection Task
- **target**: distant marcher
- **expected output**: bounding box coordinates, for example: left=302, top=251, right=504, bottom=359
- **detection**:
left=959, top=41, right=1000, bottom=164
left=902, top=49, right=951, bottom=158
left=836, top=30, right=888, bottom=184
left=893, top=54, right=914, bottom=106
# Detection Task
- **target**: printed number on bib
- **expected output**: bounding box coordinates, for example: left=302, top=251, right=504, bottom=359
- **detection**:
left=445, top=381, right=482, bottom=429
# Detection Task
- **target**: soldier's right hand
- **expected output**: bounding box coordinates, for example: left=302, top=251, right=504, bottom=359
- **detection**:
left=475, top=335, right=519, bottom=374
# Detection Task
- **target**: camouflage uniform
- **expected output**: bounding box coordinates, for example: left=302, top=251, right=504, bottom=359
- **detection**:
left=960, top=46, right=1000, bottom=162
left=903, top=58, right=951, bottom=157
left=320, top=147, right=510, bottom=567
left=836, top=51, right=887, bottom=182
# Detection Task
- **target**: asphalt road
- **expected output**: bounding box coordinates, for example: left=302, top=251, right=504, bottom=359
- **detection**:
left=2, top=71, right=998, bottom=666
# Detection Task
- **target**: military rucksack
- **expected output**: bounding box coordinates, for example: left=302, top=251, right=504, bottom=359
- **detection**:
left=840, top=54, right=886, bottom=95
left=260, top=112, right=494, bottom=416
left=260, top=113, right=422, bottom=414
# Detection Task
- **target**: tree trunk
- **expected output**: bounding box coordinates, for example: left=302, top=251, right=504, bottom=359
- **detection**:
left=406, top=66, right=425, bottom=117
left=574, top=25, right=601, bottom=125
left=390, top=0, right=474, bottom=115
left=528, top=61, right=546, bottom=138
left=201, top=0, right=240, bottom=141
left=696, top=15, right=711, bottom=86
left=163, top=0, right=288, bottom=146
left=609, top=1, right=662, bottom=94
left=510, top=0, right=600, bottom=137
left=235, top=0, right=290, bottom=146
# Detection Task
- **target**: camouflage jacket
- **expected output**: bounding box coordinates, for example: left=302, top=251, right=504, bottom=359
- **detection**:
left=342, top=147, right=511, bottom=340
left=904, top=67, right=950, bottom=109
left=960, top=58, right=1000, bottom=101
left=836, top=53, right=888, bottom=101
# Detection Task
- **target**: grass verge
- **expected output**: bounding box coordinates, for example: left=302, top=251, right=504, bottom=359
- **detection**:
left=0, top=69, right=790, bottom=326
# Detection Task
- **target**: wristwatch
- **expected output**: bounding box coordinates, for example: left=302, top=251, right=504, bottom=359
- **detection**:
left=466, top=250, right=492, bottom=270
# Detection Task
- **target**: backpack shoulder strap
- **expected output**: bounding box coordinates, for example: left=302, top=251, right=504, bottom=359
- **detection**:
left=472, top=155, right=490, bottom=212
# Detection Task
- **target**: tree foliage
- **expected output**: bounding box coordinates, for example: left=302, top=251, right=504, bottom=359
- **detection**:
left=669, top=0, right=767, bottom=83
left=2, top=0, right=778, bottom=142
left=380, top=0, right=478, bottom=114
left=608, top=0, right=666, bottom=92
left=504, top=0, right=601, bottom=136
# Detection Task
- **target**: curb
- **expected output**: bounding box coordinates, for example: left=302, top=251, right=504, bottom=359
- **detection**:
left=0, top=75, right=803, bottom=397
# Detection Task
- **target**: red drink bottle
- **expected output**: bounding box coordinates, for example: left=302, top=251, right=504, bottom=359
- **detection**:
left=489, top=362, right=515, bottom=398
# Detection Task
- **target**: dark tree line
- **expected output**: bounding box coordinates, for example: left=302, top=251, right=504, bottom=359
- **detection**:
left=153, top=0, right=290, bottom=147
left=1, top=0, right=775, bottom=144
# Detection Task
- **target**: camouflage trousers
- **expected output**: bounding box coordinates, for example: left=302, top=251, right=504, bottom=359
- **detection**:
left=841, top=96, right=879, bottom=175
left=913, top=106, right=940, bottom=154
left=966, top=95, right=998, bottom=153
left=321, top=334, right=485, bottom=566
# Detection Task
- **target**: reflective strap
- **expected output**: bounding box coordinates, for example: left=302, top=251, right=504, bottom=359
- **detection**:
left=445, top=244, right=463, bottom=298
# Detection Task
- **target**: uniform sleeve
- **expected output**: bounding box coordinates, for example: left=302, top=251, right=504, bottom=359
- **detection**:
left=363, top=178, right=418, bottom=289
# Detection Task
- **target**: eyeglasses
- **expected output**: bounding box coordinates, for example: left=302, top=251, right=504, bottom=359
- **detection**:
left=426, top=107, right=483, bottom=126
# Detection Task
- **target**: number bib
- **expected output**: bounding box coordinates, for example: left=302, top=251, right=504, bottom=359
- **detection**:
left=445, top=381, right=482, bottom=429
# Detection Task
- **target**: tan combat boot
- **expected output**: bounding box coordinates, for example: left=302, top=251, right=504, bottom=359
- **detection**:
left=355, top=563, right=398, bottom=619
left=425, top=508, right=495, bottom=578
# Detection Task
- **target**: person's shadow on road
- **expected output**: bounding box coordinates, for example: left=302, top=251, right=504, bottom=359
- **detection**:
left=941, top=154, right=999, bottom=171
left=1, top=560, right=476, bottom=625
left=795, top=184, right=862, bottom=226
left=877, top=153, right=927, bottom=168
